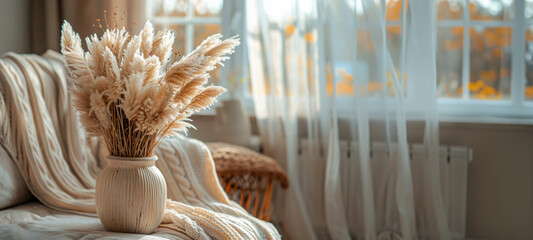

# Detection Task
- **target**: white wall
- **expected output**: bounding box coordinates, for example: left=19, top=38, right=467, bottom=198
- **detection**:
left=439, top=122, right=533, bottom=240
left=0, top=0, right=31, bottom=55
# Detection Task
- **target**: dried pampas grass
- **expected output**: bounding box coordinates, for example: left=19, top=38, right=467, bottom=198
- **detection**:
left=61, top=20, right=239, bottom=157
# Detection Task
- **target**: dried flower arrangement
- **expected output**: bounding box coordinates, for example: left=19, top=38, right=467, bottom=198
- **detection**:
left=61, top=21, right=239, bottom=157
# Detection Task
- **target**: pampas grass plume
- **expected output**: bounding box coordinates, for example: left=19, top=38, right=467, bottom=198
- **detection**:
left=61, top=20, right=239, bottom=157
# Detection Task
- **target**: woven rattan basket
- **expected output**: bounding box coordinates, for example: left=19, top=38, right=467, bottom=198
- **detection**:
left=207, top=142, right=289, bottom=221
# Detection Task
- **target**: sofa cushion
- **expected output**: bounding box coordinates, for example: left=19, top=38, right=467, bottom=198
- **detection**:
left=0, top=145, right=32, bottom=210
left=0, top=74, right=32, bottom=210
left=0, top=202, right=189, bottom=239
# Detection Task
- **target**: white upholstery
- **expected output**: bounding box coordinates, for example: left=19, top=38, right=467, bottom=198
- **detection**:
left=0, top=51, right=280, bottom=239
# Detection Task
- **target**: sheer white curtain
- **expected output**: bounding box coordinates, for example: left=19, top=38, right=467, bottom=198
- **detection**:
left=246, top=0, right=451, bottom=239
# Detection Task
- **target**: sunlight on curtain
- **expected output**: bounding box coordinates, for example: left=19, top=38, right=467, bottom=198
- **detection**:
left=247, top=0, right=452, bottom=239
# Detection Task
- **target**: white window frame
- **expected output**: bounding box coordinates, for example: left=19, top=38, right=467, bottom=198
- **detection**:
left=434, top=0, right=530, bottom=123
left=147, top=0, right=533, bottom=123
left=147, top=0, right=222, bottom=55
left=350, top=0, right=533, bottom=123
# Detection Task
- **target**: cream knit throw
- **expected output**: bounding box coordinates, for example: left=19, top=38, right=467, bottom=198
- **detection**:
left=0, top=51, right=280, bottom=240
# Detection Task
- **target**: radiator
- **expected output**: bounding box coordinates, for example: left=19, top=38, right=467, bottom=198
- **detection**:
left=298, top=140, right=472, bottom=239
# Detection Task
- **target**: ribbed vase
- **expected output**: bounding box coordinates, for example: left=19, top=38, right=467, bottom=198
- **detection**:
left=96, top=155, right=167, bottom=234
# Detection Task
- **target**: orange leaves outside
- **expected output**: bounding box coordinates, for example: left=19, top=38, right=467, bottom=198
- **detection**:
left=285, top=24, right=296, bottom=36
left=467, top=79, right=502, bottom=100
left=470, top=27, right=511, bottom=53
left=438, top=83, right=533, bottom=100
left=525, top=86, right=533, bottom=99
left=326, top=66, right=357, bottom=96
left=437, top=1, right=462, bottom=20
left=385, top=0, right=402, bottom=21
left=276, top=1, right=526, bottom=101
left=326, top=66, right=355, bottom=96
left=285, top=24, right=316, bottom=43
left=437, top=1, right=510, bottom=21
left=527, top=30, right=533, bottom=42
left=325, top=65, right=407, bottom=97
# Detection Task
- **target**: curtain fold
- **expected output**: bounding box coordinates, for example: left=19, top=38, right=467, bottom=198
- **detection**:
left=247, top=0, right=452, bottom=239
left=31, top=0, right=146, bottom=54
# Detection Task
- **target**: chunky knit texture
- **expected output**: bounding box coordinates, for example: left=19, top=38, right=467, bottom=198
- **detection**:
left=0, top=51, right=280, bottom=239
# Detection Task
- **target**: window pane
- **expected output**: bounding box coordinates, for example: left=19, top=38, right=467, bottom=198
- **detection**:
left=437, top=27, right=463, bottom=98
left=386, top=26, right=406, bottom=96
left=352, top=28, right=401, bottom=97
left=331, top=62, right=356, bottom=96
left=387, top=26, right=402, bottom=66
left=356, top=30, right=382, bottom=97
left=193, top=0, right=223, bottom=17
left=194, top=24, right=221, bottom=50
left=385, top=0, right=403, bottom=22
left=525, top=26, right=533, bottom=99
left=469, top=27, right=511, bottom=100
left=154, top=24, right=186, bottom=57
left=437, top=0, right=464, bottom=20
left=154, top=0, right=188, bottom=17
left=195, top=24, right=222, bottom=82
left=527, top=0, right=533, bottom=20
left=470, top=0, right=513, bottom=21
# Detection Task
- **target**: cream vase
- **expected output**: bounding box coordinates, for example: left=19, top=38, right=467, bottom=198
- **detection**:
left=96, top=155, right=167, bottom=234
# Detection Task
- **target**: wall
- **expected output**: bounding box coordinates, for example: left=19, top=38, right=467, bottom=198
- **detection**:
left=440, top=122, right=533, bottom=240
left=0, top=0, right=31, bottom=55
left=190, top=115, right=533, bottom=240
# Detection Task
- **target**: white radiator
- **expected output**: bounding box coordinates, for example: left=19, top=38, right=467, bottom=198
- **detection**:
left=298, top=140, right=472, bottom=239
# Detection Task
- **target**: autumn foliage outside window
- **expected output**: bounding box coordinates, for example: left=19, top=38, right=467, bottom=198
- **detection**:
left=287, top=0, right=533, bottom=102
left=151, top=0, right=533, bottom=107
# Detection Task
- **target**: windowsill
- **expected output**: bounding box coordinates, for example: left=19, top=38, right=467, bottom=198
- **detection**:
left=189, top=102, right=533, bottom=146
left=193, top=110, right=533, bottom=126
left=192, top=98, right=533, bottom=126
left=439, top=114, right=533, bottom=125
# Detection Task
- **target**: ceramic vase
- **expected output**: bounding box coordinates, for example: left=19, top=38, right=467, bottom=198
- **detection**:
left=96, top=155, right=167, bottom=234
left=214, top=99, right=252, bottom=147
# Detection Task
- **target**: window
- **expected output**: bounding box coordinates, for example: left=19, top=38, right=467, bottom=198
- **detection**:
left=148, top=0, right=223, bottom=82
left=148, top=0, right=533, bottom=121
left=333, top=0, right=533, bottom=121
left=435, top=0, right=533, bottom=120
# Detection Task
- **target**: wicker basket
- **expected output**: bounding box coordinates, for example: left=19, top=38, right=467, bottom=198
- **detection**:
left=206, top=142, right=289, bottom=221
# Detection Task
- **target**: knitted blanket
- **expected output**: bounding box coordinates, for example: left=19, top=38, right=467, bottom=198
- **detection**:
left=0, top=51, right=279, bottom=239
